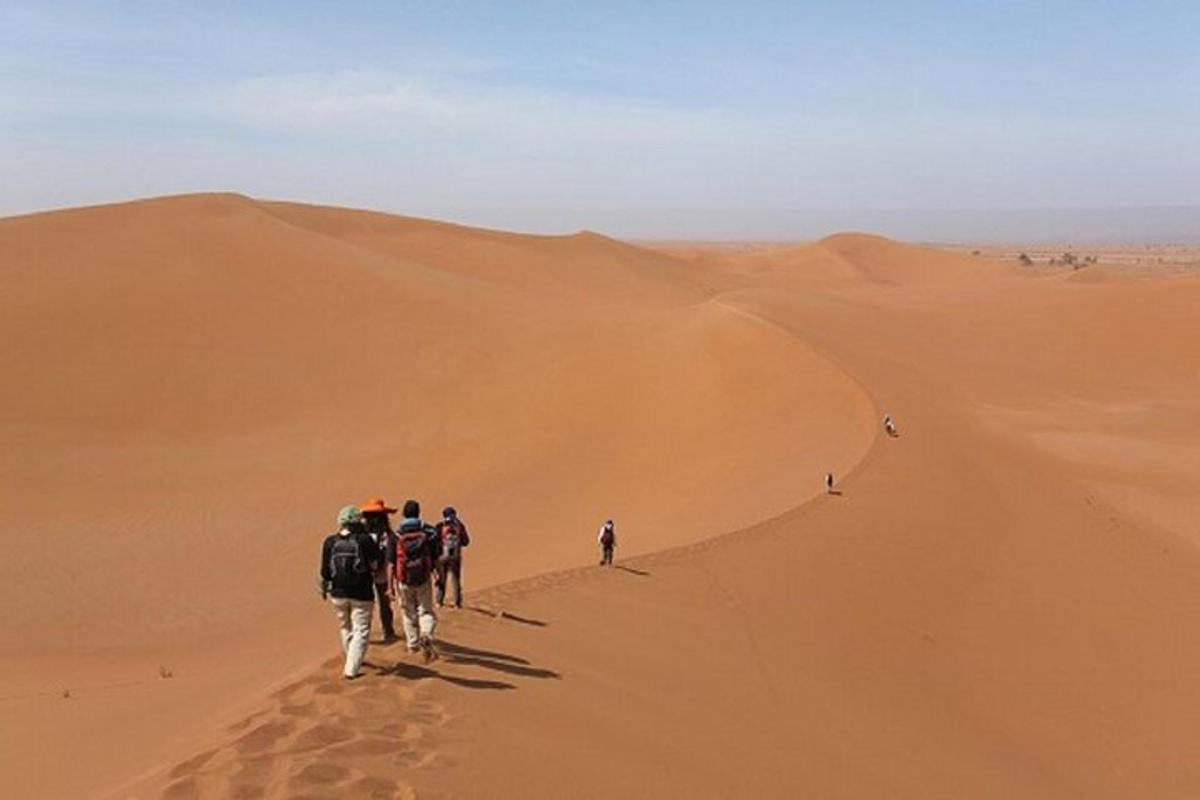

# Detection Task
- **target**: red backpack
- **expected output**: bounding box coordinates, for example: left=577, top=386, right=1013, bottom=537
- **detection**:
left=397, top=530, right=430, bottom=585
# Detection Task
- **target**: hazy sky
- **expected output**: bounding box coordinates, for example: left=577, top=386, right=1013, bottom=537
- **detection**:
left=2, top=1, right=1198, bottom=239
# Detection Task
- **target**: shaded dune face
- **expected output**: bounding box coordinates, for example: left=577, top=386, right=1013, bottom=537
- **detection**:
left=4, top=195, right=1199, bottom=799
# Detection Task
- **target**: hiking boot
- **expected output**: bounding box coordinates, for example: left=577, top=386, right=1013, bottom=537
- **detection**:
left=420, top=637, right=438, bottom=664
left=382, top=630, right=398, bottom=644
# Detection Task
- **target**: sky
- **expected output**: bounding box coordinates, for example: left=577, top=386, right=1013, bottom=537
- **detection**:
left=2, top=1, right=1198, bottom=240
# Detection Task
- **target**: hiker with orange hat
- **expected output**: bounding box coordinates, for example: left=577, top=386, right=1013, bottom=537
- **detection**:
left=361, top=498, right=399, bottom=643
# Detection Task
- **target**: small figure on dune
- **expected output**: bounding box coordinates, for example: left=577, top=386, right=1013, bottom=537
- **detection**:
left=598, top=519, right=616, bottom=566
left=361, top=498, right=399, bottom=643
left=883, top=414, right=898, bottom=437
left=825, top=472, right=835, bottom=494
left=320, top=505, right=382, bottom=680
left=435, top=506, right=470, bottom=609
left=394, top=500, right=440, bottom=663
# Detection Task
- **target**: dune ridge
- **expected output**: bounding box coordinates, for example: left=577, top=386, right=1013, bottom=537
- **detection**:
left=1, top=194, right=874, bottom=799
left=3, top=195, right=1198, bottom=799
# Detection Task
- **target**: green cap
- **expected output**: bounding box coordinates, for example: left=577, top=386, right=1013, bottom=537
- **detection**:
left=337, top=505, right=364, bottom=527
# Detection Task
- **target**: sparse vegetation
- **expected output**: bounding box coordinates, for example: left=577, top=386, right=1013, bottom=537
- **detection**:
left=61, top=688, right=71, bottom=699
left=1018, top=253, right=1033, bottom=265
left=159, top=666, right=174, bottom=679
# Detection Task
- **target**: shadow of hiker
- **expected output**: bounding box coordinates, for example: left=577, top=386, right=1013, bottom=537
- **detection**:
left=614, top=564, right=651, bottom=577
left=437, top=639, right=561, bottom=680
left=381, top=661, right=516, bottom=691
left=827, top=490, right=844, bottom=496
left=498, top=611, right=547, bottom=627
left=464, top=606, right=548, bottom=627
left=436, top=640, right=530, bottom=665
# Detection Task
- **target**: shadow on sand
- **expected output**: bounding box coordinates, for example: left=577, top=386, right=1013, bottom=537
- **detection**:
left=378, top=639, right=560, bottom=689
left=437, top=640, right=561, bottom=680
left=466, top=605, right=549, bottom=627
left=613, top=564, right=651, bottom=577
left=380, top=661, right=517, bottom=691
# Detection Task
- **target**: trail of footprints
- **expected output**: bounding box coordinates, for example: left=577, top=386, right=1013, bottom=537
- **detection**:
left=158, top=573, right=615, bottom=799
left=162, top=660, right=454, bottom=799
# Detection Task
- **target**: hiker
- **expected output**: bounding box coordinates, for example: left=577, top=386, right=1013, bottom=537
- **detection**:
left=393, top=499, right=440, bottom=662
left=825, top=472, right=835, bottom=494
left=319, top=505, right=381, bottom=680
left=361, top=498, right=399, bottom=642
left=598, top=519, right=616, bottom=566
left=883, top=415, right=897, bottom=437
left=435, top=506, right=471, bottom=608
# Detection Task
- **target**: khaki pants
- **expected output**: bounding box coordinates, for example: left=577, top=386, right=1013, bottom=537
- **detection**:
left=330, top=597, right=373, bottom=678
left=397, top=580, right=437, bottom=650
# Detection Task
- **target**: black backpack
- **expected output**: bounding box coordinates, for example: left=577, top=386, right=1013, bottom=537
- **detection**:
left=329, top=533, right=367, bottom=582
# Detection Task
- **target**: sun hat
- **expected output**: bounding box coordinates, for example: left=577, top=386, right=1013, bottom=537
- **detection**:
left=361, top=498, right=398, bottom=515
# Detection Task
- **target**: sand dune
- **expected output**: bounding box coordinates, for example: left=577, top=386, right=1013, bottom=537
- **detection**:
left=2, top=196, right=1197, bottom=798
left=0, top=195, right=872, bottom=798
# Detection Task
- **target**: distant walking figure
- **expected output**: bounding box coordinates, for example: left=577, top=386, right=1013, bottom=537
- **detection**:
left=825, top=472, right=835, bottom=494
left=394, top=500, right=440, bottom=662
left=320, top=505, right=381, bottom=680
left=598, top=519, right=616, bottom=566
left=883, top=415, right=898, bottom=437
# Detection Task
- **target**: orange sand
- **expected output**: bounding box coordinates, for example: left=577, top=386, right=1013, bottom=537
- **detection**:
left=1, top=195, right=1197, bottom=798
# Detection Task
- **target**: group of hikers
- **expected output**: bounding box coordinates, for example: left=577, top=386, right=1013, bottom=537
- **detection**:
left=319, top=498, right=471, bottom=680
left=319, top=498, right=621, bottom=680
left=320, top=414, right=900, bottom=678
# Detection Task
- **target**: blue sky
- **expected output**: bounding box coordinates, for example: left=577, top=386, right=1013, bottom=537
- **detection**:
left=2, top=1, right=1197, bottom=239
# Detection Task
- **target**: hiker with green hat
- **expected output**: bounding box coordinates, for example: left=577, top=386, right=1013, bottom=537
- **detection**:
left=319, top=505, right=382, bottom=679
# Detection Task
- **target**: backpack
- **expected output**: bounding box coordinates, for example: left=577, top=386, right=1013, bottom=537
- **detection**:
left=398, top=531, right=430, bottom=585
left=441, top=520, right=463, bottom=561
left=600, top=525, right=615, bottom=547
left=329, top=533, right=367, bottom=582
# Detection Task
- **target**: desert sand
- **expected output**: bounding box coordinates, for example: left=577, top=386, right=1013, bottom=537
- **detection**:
left=1, top=195, right=1198, bottom=799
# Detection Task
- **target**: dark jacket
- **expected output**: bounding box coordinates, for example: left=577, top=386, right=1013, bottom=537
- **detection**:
left=320, top=528, right=381, bottom=602
left=395, top=518, right=440, bottom=585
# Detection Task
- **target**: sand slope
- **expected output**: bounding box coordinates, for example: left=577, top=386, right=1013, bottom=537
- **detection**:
left=3, top=196, right=1198, bottom=798
left=0, top=195, right=873, bottom=798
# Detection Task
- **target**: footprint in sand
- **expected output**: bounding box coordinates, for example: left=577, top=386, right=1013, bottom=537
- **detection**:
left=279, top=701, right=317, bottom=717
left=290, top=761, right=351, bottom=786
left=346, top=774, right=408, bottom=798
left=287, top=721, right=356, bottom=753
left=234, top=719, right=297, bottom=754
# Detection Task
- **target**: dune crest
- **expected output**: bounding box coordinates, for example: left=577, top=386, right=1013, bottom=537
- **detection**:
left=0, top=195, right=875, bottom=799
left=3, top=196, right=1198, bottom=799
